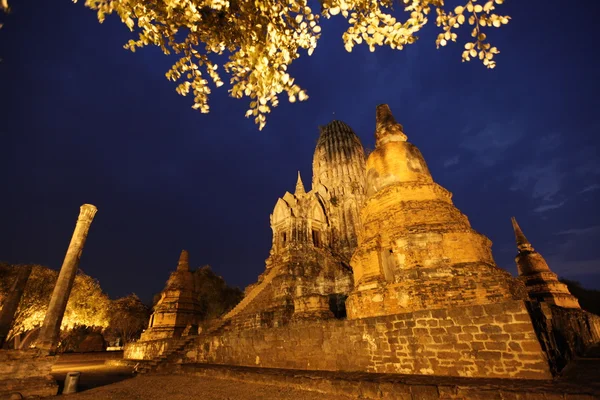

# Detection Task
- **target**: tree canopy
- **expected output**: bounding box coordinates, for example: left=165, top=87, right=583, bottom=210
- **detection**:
left=0, top=263, right=111, bottom=344
left=107, top=294, right=150, bottom=345
left=77, top=0, right=509, bottom=129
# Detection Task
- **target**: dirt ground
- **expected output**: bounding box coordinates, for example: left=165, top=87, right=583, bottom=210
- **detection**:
left=48, top=373, right=356, bottom=400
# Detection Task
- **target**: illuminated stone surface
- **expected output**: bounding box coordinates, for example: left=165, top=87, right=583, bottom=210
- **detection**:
left=512, top=217, right=581, bottom=309
left=220, top=121, right=366, bottom=327
left=36, top=204, right=98, bottom=353
left=346, top=105, right=526, bottom=319
left=312, top=120, right=367, bottom=261
left=126, top=106, right=599, bottom=382
left=140, top=250, right=203, bottom=340
left=0, top=350, right=58, bottom=398
left=181, top=300, right=552, bottom=379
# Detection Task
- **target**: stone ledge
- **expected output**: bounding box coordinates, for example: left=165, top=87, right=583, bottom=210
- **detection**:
left=172, top=363, right=599, bottom=400
left=0, top=376, right=58, bottom=399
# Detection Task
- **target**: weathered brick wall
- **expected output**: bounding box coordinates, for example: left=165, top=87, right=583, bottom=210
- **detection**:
left=124, top=338, right=180, bottom=360
left=181, top=300, right=552, bottom=379
left=0, top=349, right=58, bottom=398
left=528, top=302, right=600, bottom=373
left=347, top=262, right=526, bottom=319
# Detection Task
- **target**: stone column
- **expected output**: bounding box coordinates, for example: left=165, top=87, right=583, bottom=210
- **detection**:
left=0, top=264, right=33, bottom=348
left=36, top=204, right=98, bottom=353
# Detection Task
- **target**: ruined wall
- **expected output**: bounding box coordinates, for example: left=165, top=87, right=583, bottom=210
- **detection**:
left=0, top=349, right=58, bottom=398
left=528, top=302, right=600, bottom=374
left=347, top=262, right=525, bottom=319
left=124, top=337, right=181, bottom=360
left=181, top=300, right=552, bottom=380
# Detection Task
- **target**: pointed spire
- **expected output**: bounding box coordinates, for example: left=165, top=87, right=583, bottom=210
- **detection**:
left=375, top=104, right=407, bottom=147
left=295, top=171, right=305, bottom=195
left=177, top=249, right=190, bottom=271
left=511, top=217, right=534, bottom=252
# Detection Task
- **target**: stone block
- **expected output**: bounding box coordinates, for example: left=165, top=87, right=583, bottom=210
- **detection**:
left=489, top=333, right=510, bottom=342
left=410, top=385, right=439, bottom=400
left=463, top=326, right=480, bottom=334
left=458, top=333, right=474, bottom=341
left=467, top=305, right=486, bottom=317
left=521, top=341, right=543, bottom=352
left=472, top=342, right=486, bottom=350
left=379, top=382, right=412, bottom=400
left=485, top=342, right=507, bottom=351
left=438, top=351, right=461, bottom=360
left=504, top=323, right=534, bottom=333
left=480, top=324, right=503, bottom=334
left=477, top=351, right=502, bottom=360
left=429, top=327, right=447, bottom=335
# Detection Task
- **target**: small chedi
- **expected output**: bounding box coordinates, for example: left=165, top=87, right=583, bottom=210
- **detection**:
left=511, top=217, right=580, bottom=309
left=140, top=250, right=202, bottom=340
left=126, top=105, right=600, bottom=381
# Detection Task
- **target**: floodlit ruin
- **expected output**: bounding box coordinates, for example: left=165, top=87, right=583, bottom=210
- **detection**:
left=126, top=105, right=600, bottom=381
left=2, top=105, right=599, bottom=399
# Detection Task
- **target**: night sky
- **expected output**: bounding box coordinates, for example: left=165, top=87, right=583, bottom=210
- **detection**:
left=1, top=0, right=599, bottom=304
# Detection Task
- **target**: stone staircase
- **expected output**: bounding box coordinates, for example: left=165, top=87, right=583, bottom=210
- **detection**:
left=134, top=265, right=288, bottom=375
left=135, top=335, right=198, bottom=375
left=221, top=264, right=281, bottom=322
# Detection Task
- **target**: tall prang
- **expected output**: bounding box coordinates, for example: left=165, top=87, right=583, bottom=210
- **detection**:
left=511, top=217, right=580, bottom=309
left=313, top=121, right=367, bottom=261
left=127, top=107, right=594, bottom=381
left=346, top=105, right=527, bottom=318
left=219, top=121, right=366, bottom=328
left=140, top=250, right=203, bottom=340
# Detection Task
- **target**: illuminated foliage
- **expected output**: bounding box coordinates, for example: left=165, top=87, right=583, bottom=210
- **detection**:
left=0, top=0, right=7, bottom=33
left=107, top=294, right=150, bottom=344
left=0, top=264, right=110, bottom=343
left=77, top=0, right=509, bottom=129
left=193, top=265, right=243, bottom=320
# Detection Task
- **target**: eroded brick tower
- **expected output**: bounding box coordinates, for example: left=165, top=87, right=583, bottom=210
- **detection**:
left=221, top=121, right=367, bottom=327
left=141, top=250, right=203, bottom=340
left=512, top=217, right=580, bottom=309
left=312, top=120, right=367, bottom=261
left=346, top=104, right=527, bottom=318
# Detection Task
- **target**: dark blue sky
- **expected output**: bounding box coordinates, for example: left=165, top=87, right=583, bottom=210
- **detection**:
left=1, top=0, right=599, bottom=303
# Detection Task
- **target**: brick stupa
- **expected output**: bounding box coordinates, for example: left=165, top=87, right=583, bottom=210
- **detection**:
left=346, top=104, right=526, bottom=318
left=141, top=250, right=202, bottom=340
left=511, top=217, right=580, bottom=309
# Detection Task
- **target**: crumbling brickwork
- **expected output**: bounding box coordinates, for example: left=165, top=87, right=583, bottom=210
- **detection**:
left=528, top=302, right=600, bottom=374
left=141, top=250, right=203, bottom=341
left=511, top=217, right=581, bottom=309
left=124, top=337, right=183, bottom=360
left=0, top=350, right=58, bottom=398
left=221, top=121, right=366, bottom=328
left=127, top=105, right=600, bottom=382
left=347, top=105, right=528, bottom=319
left=179, top=300, right=551, bottom=380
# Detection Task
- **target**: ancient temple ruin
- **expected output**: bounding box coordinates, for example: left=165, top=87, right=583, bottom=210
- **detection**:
left=221, top=120, right=366, bottom=328
left=511, top=217, right=581, bottom=309
left=126, top=105, right=600, bottom=381
left=140, top=250, right=202, bottom=340
left=347, top=105, right=525, bottom=318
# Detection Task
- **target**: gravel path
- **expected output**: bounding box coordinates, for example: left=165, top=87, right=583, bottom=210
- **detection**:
left=48, top=374, right=356, bottom=400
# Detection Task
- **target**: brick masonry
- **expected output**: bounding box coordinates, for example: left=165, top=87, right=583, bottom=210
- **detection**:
left=124, top=337, right=181, bottom=360
left=0, top=349, right=58, bottom=398
left=175, top=300, right=552, bottom=380
left=175, top=363, right=599, bottom=400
